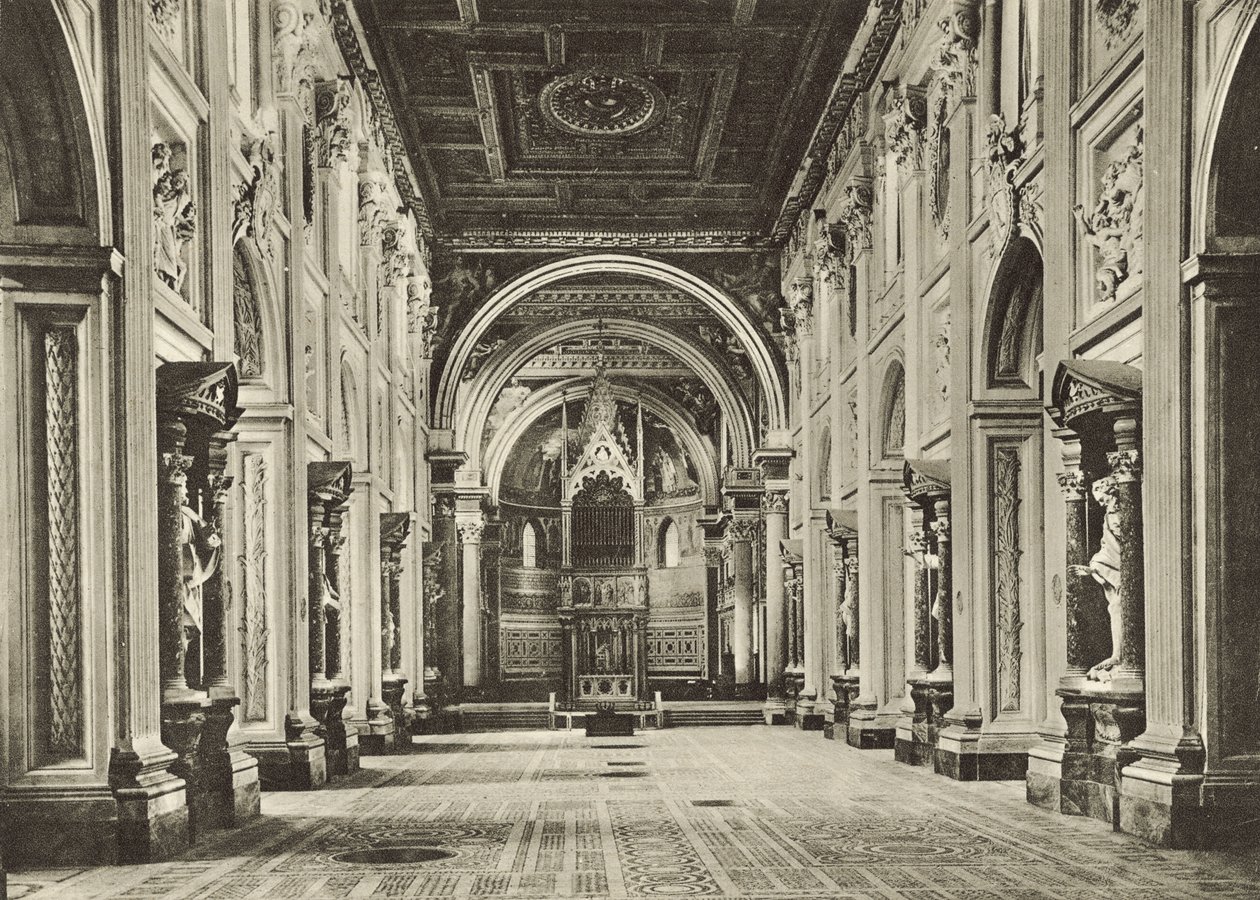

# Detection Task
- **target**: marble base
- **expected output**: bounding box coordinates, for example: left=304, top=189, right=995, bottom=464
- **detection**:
left=382, top=676, right=411, bottom=751
left=2, top=787, right=124, bottom=866
left=358, top=703, right=397, bottom=756
left=1027, top=686, right=1144, bottom=827
left=762, top=701, right=788, bottom=726
left=198, top=695, right=261, bottom=829
left=253, top=715, right=328, bottom=791
left=311, top=683, right=357, bottom=775
left=935, top=725, right=1032, bottom=781
left=847, top=704, right=897, bottom=750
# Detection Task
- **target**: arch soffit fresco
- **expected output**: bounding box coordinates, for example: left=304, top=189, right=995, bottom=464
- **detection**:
left=434, top=253, right=788, bottom=433
left=457, top=316, right=756, bottom=472
left=483, top=378, right=722, bottom=507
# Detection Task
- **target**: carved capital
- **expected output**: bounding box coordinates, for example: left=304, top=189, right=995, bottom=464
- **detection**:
left=933, top=3, right=979, bottom=99
left=884, top=93, right=925, bottom=173
left=358, top=176, right=387, bottom=247
left=837, top=185, right=873, bottom=254
left=812, top=223, right=844, bottom=293
left=1056, top=469, right=1087, bottom=500
left=457, top=520, right=485, bottom=544
left=762, top=490, right=788, bottom=516
left=315, top=78, right=355, bottom=169
left=1107, top=448, right=1141, bottom=484
left=273, top=1, right=325, bottom=118
left=727, top=517, right=758, bottom=543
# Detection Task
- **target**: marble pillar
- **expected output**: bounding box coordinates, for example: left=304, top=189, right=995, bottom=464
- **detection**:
left=729, top=518, right=757, bottom=689
left=458, top=516, right=485, bottom=690
left=380, top=512, right=412, bottom=749
left=762, top=490, right=788, bottom=723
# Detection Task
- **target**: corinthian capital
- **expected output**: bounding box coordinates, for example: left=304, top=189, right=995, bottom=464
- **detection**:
left=883, top=92, right=925, bottom=173
left=457, top=519, right=485, bottom=544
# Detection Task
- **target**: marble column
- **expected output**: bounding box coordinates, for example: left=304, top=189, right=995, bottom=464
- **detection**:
left=762, top=490, right=788, bottom=717
left=729, top=518, right=756, bottom=686
left=1055, top=430, right=1092, bottom=683
left=458, top=516, right=485, bottom=689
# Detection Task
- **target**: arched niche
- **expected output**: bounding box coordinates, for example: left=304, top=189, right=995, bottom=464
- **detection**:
left=0, top=1, right=100, bottom=246
left=482, top=378, right=721, bottom=507
left=982, top=237, right=1044, bottom=393
left=1209, top=22, right=1260, bottom=249
left=433, top=254, right=788, bottom=434
left=817, top=422, right=833, bottom=503
left=458, top=318, right=755, bottom=470
left=879, top=361, right=907, bottom=461
left=657, top=518, right=680, bottom=569
left=232, top=245, right=286, bottom=395
left=338, top=356, right=367, bottom=470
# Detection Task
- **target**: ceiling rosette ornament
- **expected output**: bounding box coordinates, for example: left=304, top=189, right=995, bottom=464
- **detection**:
left=539, top=70, right=667, bottom=139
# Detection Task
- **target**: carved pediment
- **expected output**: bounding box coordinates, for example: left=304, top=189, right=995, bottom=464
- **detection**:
left=826, top=508, right=858, bottom=541
left=308, top=460, right=353, bottom=506
left=903, top=458, right=951, bottom=502
left=156, top=361, right=241, bottom=429
left=779, top=539, right=803, bottom=566
left=1049, top=360, right=1142, bottom=429
left=380, top=511, right=412, bottom=554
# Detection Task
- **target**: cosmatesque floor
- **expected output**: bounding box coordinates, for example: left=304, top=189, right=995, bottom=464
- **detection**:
left=9, top=726, right=1260, bottom=899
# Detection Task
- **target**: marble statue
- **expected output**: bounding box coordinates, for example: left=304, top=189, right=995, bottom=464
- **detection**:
left=1070, top=475, right=1123, bottom=681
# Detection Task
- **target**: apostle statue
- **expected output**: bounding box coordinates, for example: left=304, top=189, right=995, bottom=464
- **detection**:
left=1069, top=475, right=1123, bottom=681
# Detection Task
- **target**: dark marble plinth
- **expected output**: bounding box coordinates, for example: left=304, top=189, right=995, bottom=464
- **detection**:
left=585, top=707, right=634, bottom=737
left=312, top=683, right=356, bottom=775
left=161, top=696, right=211, bottom=839
left=382, top=676, right=411, bottom=751
left=1047, top=686, right=1145, bottom=826
left=197, top=695, right=260, bottom=828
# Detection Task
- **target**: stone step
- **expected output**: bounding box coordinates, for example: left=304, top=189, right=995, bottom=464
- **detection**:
left=664, top=709, right=765, bottom=727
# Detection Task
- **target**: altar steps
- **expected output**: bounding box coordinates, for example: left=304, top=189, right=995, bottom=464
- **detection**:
left=459, top=703, right=550, bottom=731
left=662, top=703, right=765, bottom=727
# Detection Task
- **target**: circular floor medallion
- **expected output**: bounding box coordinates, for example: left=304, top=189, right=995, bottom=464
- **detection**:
left=539, top=70, right=666, bottom=138
left=332, top=846, right=456, bottom=865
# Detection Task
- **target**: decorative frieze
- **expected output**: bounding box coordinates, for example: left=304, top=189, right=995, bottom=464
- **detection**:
left=152, top=143, right=196, bottom=293
left=1075, top=130, right=1144, bottom=304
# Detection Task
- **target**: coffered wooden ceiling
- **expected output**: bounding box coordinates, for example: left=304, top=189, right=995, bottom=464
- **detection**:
left=357, top=0, right=863, bottom=238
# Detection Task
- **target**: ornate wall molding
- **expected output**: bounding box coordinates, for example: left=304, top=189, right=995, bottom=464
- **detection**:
left=232, top=249, right=265, bottom=378
left=993, top=445, right=1023, bottom=713
left=45, top=327, right=82, bottom=757
left=837, top=185, right=873, bottom=256
left=238, top=453, right=270, bottom=721
left=273, top=0, right=325, bottom=118
left=315, top=78, right=354, bottom=169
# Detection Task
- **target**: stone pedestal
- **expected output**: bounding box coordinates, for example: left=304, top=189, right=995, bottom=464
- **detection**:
left=197, top=695, right=260, bottom=829
left=825, top=673, right=861, bottom=740
left=382, top=675, right=410, bottom=751
left=254, top=713, right=326, bottom=791
left=1027, top=687, right=1145, bottom=825
left=795, top=690, right=825, bottom=731
left=896, top=677, right=934, bottom=766
left=311, top=683, right=357, bottom=777
left=847, top=698, right=896, bottom=749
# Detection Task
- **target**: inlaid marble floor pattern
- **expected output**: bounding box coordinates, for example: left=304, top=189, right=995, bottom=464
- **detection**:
left=10, top=727, right=1260, bottom=899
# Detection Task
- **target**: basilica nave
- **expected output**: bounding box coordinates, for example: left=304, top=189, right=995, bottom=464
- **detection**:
left=2, top=0, right=1260, bottom=896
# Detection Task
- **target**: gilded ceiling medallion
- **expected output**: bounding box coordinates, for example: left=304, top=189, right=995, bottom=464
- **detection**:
left=539, top=70, right=666, bottom=138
